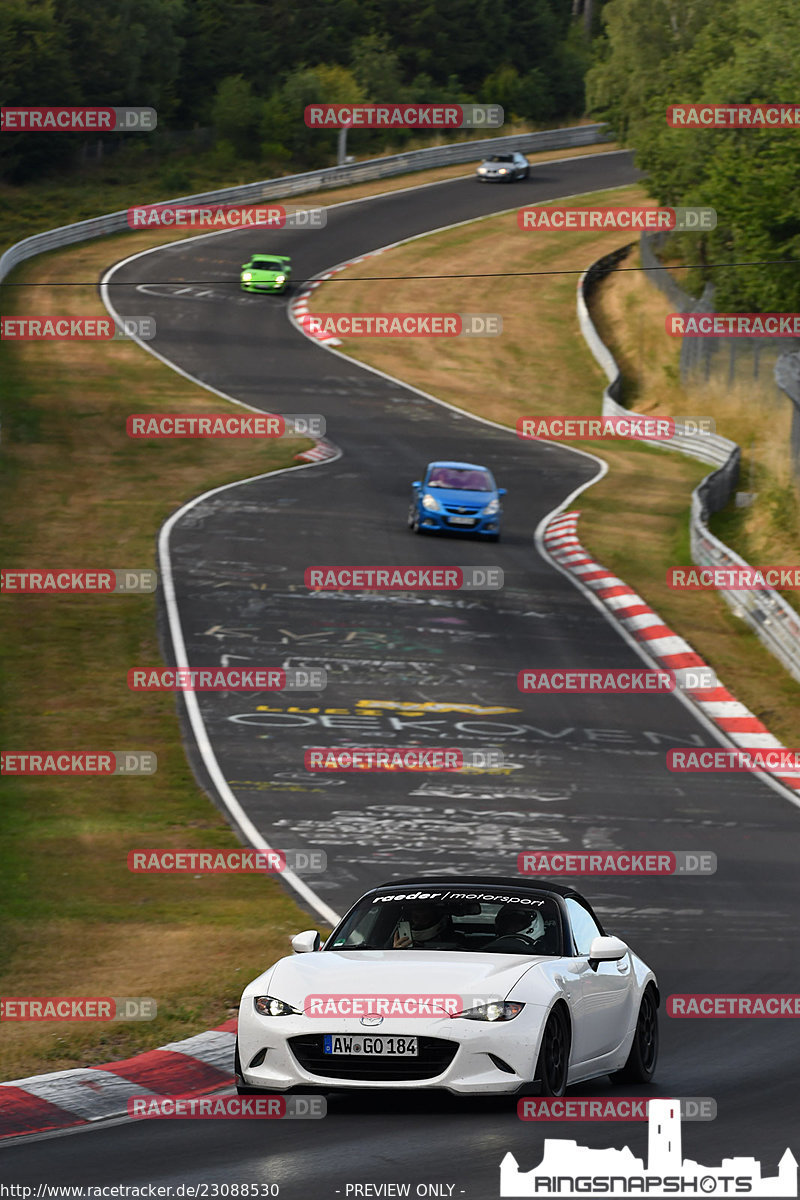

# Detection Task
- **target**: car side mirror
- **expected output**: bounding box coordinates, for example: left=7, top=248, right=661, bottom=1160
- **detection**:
left=291, top=930, right=321, bottom=954
left=587, top=935, right=628, bottom=970
left=412, top=480, right=421, bottom=488
left=241, top=262, right=251, bottom=269
left=497, top=488, right=507, bottom=496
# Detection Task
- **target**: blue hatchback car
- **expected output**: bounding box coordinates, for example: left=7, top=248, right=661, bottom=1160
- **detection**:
left=408, top=460, right=506, bottom=541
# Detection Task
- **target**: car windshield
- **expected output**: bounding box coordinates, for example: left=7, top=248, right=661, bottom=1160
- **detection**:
left=487, top=156, right=513, bottom=162
left=426, top=467, right=493, bottom=491
left=251, top=259, right=284, bottom=270
left=326, top=891, right=562, bottom=955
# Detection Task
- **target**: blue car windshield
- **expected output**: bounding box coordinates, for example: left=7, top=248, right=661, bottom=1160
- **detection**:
left=427, top=468, right=493, bottom=491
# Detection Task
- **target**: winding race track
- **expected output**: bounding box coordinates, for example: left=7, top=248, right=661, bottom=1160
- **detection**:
left=4, top=150, right=800, bottom=1192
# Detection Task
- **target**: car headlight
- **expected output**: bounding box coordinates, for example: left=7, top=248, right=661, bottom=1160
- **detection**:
left=274, top=274, right=286, bottom=283
left=498, top=168, right=508, bottom=174
left=457, top=1002, right=524, bottom=1022
left=421, top=493, right=440, bottom=512
left=242, top=272, right=252, bottom=281
left=478, top=167, right=487, bottom=174
left=254, top=995, right=300, bottom=1017
left=483, top=497, right=500, bottom=515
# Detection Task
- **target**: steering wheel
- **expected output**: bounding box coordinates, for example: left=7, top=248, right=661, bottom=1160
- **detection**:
left=483, top=934, right=538, bottom=952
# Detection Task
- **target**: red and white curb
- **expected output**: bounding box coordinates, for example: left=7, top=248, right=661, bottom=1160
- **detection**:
left=295, top=440, right=338, bottom=463
left=289, top=248, right=388, bottom=346
left=542, top=512, right=800, bottom=792
left=0, top=1019, right=236, bottom=1140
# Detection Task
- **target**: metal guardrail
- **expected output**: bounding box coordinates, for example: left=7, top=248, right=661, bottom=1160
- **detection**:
left=578, top=245, right=735, bottom=467
left=0, top=123, right=609, bottom=284
left=578, top=244, right=800, bottom=685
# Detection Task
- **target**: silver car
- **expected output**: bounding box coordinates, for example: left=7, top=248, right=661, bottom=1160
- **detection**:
left=476, top=152, right=530, bottom=182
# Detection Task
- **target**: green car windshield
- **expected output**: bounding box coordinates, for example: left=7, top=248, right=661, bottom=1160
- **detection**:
left=249, top=259, right=286, bottom=272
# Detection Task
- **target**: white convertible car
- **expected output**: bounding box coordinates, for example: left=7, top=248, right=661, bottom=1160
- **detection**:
left=236, top=877, right=659, bottom=1096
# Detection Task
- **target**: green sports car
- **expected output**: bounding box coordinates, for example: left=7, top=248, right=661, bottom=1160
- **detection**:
left=240, top=254, right=291, bottom=294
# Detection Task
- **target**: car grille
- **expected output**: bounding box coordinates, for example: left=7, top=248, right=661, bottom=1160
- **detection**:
left=288, top=1035, right=458, bottom=1081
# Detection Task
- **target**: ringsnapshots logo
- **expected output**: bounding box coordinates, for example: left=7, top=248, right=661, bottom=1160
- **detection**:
left=304, top=103, right=503, bottom=129
left=668, top=565, right=800, bottom=590
left=299, top=313, right=502, bottom=338
left=128, top=848, right=326, bottom=873
left=518, top=1097, right=716, bottom=1122
left=128, top=1095, right=325, bottom=1120
left=1, top=107, right=156, bottom=131
left=500, top=1097, right=797, bottom=1198
left=667, top=103, right=800, bottom=128
left=0, top=997, right=156, bottom=1021
left=127, top=204, right=325, bottom=230
left=518, top=207, right=716, bottom=232
left=667, top=313, right=800, bottom=337
left=1, top=569, right=156, bottom=594
left=518, top=667, right=719, bottom=694
left=128, top=667, right=326, bottom=692
left=2, top=316, right=156, bottom=341
left=304, top=747, right=504, bottom=772
left=518, top=851, right=717, bottom=876
left=126, top=413, right=325, bottom=438
left=304, top=566, right=503, bottom=591
left=1, top=751, right=157, bottom=776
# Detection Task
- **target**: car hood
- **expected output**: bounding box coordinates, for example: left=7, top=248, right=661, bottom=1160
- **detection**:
left=426, top=488, right=494, bottom=506
left=244, top=951, right=547, bottom=1014
left=245, top=267, right=286, bottom=278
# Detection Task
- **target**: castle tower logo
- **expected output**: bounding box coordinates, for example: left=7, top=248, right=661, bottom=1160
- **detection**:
left=500, top=1098, right=797, bottom=1197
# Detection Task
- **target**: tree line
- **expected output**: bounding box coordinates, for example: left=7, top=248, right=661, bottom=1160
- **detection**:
left=1, top=0, right=595, bottom=181
left=587, top=0, right=800, bottom=310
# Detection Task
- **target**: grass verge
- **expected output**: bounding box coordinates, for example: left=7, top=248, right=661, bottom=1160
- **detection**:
left=0, top=234, right=328, bottom=1082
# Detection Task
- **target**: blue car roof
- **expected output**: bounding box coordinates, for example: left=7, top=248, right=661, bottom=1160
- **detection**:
left=426, top=460, right=489, bottom=471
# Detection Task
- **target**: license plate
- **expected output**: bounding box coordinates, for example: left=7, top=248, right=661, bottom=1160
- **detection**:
left=323, top=1035, right=418, bottom=1056
left=448, top=516, right=476, bottom=526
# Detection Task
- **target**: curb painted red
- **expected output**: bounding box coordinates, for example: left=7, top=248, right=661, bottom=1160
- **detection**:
left=542, top=511, right=800, bottom=792
left=0, top=1019, right=236, bottom=1141
left=289, top=248, right=387, bottom=347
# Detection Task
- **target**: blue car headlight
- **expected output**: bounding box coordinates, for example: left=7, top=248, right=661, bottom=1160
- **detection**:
left=456, top=1001, right=524, bottom=1022
left=254, top=996, right=300, bottom=1017
left=483, top=497, right=500, bottom=515
left=421, top=493, right=440, bottom=512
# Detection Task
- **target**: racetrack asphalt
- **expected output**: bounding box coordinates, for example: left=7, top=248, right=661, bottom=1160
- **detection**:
left=4, top=150, right=800, bottom=1192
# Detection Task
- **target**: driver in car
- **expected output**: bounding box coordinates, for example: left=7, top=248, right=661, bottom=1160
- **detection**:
left=485, top=904, right=548, bottom=951
left=392, top=903, right=466, bottom=949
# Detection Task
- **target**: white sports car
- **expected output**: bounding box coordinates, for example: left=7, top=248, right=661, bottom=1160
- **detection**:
left=236, top=876, right=659, bottom=1096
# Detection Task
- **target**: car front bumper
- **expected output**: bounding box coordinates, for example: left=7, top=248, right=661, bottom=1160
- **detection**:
left=240, top=278, right=287, bottom=293
left=237, top=1011, right=544, bottom=1095
left=415, top=507, right=501, bottom=536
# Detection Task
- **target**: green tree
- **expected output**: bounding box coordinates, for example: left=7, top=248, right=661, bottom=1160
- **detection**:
left=211, top=74, right=265, bottom=158
left=587, top=0, right=800, bottom=309
left=261, top=63, right=365, bottom=165
left=0, top=0, right=77, bottom=180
